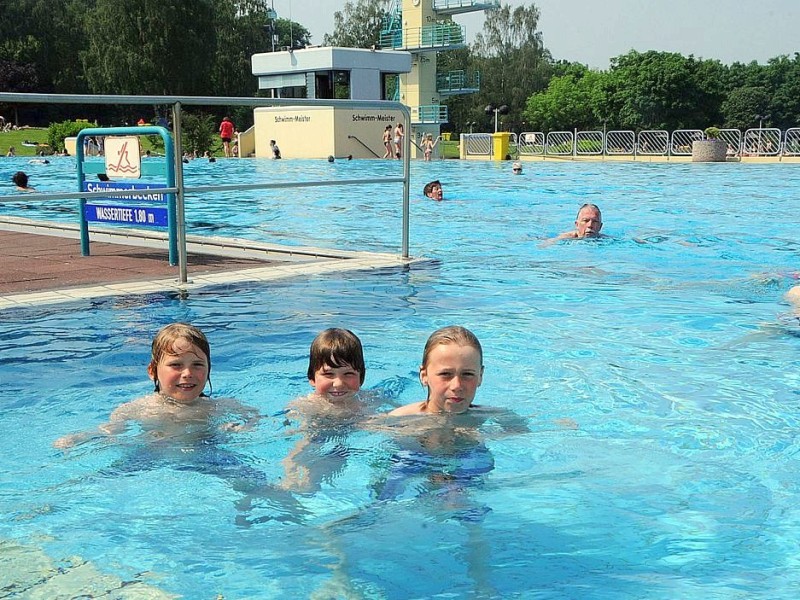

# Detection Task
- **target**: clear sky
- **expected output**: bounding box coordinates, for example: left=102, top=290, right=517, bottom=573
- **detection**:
left=277, top=0, right=799, bottom=69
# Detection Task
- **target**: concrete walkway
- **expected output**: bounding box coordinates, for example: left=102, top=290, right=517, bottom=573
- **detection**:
left=0, top=218, right=414, bottom=309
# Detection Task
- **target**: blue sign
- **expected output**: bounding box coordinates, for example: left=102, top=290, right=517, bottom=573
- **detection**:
left=84, top=203, right=168, bottom=227
left=81, top=181, right=168, bottom=203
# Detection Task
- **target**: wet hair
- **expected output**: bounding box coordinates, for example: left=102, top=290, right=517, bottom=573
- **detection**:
left=149, top=323, right=212, bottom=395
left=420, top=326, right=483, bottom=410
left=421, top=325, right=483, bottom=371
left=307, top=328, right=366, bottom=384
left=576, top=203, right=602, bottom=220
left=11, top=171, right=28, bottom=188
left=423, top=180, right=441, bottom=197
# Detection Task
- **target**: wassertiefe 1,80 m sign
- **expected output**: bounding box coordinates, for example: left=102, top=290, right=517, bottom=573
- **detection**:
left=81, top=181, right=168, bottom=227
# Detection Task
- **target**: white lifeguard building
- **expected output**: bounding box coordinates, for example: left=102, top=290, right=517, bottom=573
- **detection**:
left=245, top=0, right=498, bottom=159
left=249, top=47, right=412, bottom=159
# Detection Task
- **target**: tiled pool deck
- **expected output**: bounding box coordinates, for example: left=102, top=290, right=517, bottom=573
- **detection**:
left=0, top=218, right=413, bottom=310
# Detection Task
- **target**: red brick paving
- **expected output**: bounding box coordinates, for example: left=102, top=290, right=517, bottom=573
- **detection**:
left=0, top=230, right=272, bottom=295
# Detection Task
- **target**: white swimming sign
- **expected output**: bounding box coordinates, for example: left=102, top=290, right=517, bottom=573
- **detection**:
left=104, top=136, right=142, bottom=179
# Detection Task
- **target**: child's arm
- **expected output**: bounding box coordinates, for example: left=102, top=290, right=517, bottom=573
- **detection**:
left=217, top=398, right=261, bottom=432
left=53, top=402, right=134, bottom=449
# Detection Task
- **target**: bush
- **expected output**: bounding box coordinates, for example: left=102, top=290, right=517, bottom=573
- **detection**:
left=181, top=112, right=217, bottom=155
left=47, top=119, right=97, bottom=152
left=704, top=126, right=721, bottom=139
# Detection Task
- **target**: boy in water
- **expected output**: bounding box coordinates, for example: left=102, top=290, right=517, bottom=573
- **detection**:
left=54, top=323, right=258, bottom=448
left=281, top=328, right=372, bottom=491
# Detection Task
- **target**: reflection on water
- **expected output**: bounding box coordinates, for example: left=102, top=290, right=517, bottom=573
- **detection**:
left=2, top=160, right=800, bottom=597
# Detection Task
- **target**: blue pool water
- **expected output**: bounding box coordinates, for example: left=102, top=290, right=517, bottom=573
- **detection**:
left=2, top=157, right=800, bottom=598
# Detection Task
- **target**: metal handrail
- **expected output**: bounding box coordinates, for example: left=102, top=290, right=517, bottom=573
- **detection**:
left=0, top=92, right=413, bottom=282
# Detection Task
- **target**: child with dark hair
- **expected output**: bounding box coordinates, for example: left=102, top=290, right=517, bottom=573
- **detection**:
left=281, top=328, right=375, bottom=491
left=12, top=171, right=35, bottom=192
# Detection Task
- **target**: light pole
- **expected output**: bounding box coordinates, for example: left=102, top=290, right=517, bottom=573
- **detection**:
left=266, top=2, right=277, bottom=53
left=755, top=114, right=769, bottom=154
left=485, top=104, right=509, bottom=133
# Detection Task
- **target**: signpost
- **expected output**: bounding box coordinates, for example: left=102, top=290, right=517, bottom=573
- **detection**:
left=76, top=126, right=178, bottom=264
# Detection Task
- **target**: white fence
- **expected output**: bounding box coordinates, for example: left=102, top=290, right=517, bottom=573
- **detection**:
left=464, top=127, right=800, bottom=159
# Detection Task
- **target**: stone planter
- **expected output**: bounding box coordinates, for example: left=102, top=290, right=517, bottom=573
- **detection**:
left=692, top=139, right=728, bottom=162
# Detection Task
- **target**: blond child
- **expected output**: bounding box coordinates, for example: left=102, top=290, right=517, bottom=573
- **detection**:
left=54, top=323, right=258, bottom=449
left=390, top=326, right=483, bottom=416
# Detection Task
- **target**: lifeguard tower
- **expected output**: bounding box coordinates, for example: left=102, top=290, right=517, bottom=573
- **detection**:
left=245, top=0, right=498, bottom=159
left=379, top=0, right=499, bottom=156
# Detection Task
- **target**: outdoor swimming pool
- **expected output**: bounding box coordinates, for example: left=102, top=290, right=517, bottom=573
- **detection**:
left=2, top=158, right=800, bottom=598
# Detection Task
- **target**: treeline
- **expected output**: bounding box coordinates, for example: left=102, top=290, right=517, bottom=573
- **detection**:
left=3, top=0, right=798, bottom=135
left=522, top=51, right=800, bottom=133
left=327, top=1, right=800, bottom=134
left=0, top=0, right=310, bottom=126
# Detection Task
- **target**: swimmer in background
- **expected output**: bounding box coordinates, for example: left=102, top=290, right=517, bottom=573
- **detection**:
left=511, top=161, right=523, bottom=174
left=11, top=171, right=35, bottom=192
left=423, top=133, right=438, bottom=161
left=382, top=125, right=393, bottom=158
left=54, top=323, right=259, bottom=449
left=270, top=139, right=281, bottom=159
left=423, top=180, right=443, bottom=201
left=280, top=328, right=379, bottom=492
left=543, top=203, right=607, bottom=246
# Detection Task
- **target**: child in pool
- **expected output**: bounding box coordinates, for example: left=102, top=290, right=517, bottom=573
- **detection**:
left=373, top=326, right=520, bottom=512
left=289, top=327, right=370, bottom=419
left=390, top=325, right=485, bottom=416
left=53, top=323, right=259, bottom=449
left=281, top=328, right=378, bottom=491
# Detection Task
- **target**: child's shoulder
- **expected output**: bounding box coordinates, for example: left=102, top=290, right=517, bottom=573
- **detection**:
left=387, top=401, right=426, bottom=416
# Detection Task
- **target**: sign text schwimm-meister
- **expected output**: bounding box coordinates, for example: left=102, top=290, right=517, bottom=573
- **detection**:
left=274, top=115, right=312, bottom=123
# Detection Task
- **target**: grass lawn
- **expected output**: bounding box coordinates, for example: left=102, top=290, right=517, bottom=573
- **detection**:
left=1, top=127, right=464, bottom=159
left=440, top=140, right=460, bottom=159
left=0, top=127, right=50, bottom=157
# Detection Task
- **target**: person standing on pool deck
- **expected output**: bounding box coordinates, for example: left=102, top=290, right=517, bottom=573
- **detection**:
left=219, top=116, right=235, bottom=158
left=382, top=125, right=393, bottom=158
left=393, top=122, right=404, bottom=159
left=53, top=323, right=259, bottom=449
left=270, top=139, right=282, bottom=159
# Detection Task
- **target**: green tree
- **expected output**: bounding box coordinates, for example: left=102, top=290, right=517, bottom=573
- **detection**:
left=181, top=112, right=217, bottom=155
left=524, top=64, right=607, bottom=131
left=273, top=18, right=312, bottom=49
left=463, top=3, right=553, bottom=132
left=323, top=0, right=390, bottom=48
left=721, top=85, right=770, bottom=130
left=81, top=0, right=218, bottom=95
left=765, top=54, right=800, bottom=129
left=601, top=50, right=725, bottom=130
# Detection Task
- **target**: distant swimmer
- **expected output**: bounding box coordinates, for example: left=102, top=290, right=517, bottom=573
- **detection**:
left=544, top=203, right=607, bottom=245
left=11, top=171, right=35, bottom=192
left=423, top=180, right=443, bottom=201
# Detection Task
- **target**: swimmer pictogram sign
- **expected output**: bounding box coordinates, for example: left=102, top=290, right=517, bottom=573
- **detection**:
left=104, top=136, right=141, bottom=178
